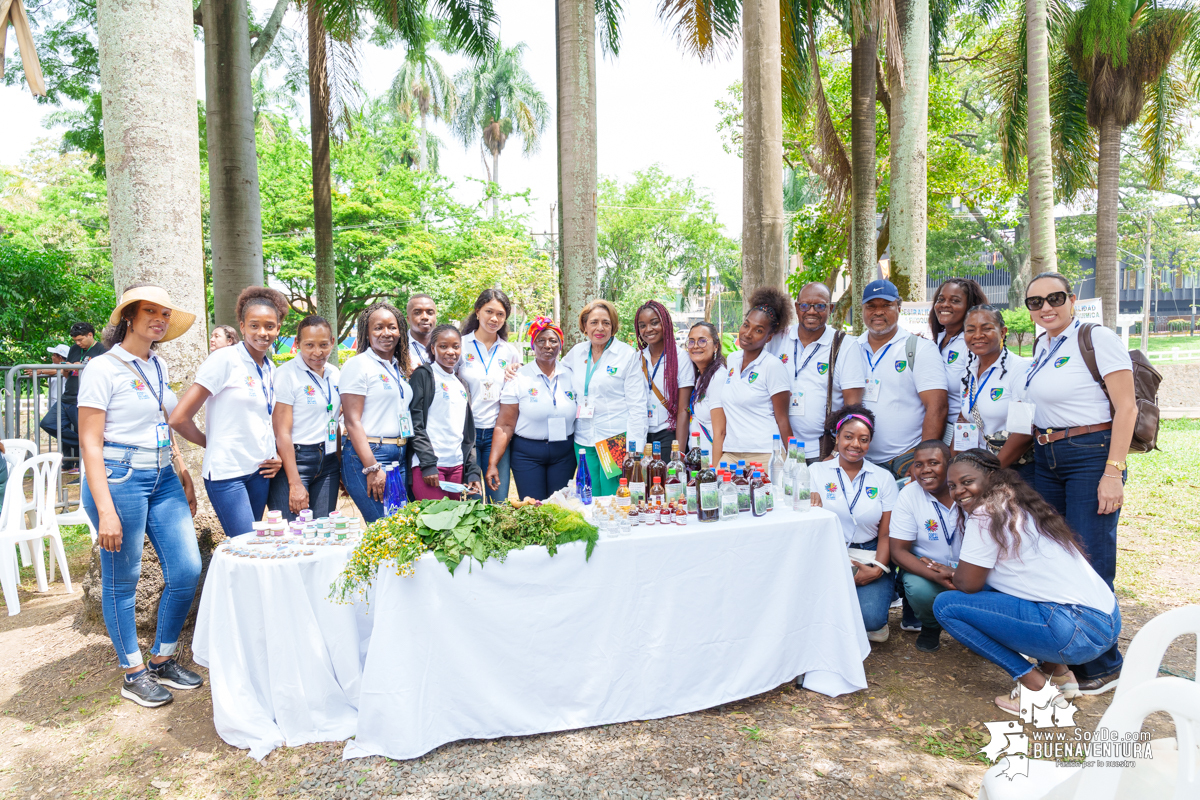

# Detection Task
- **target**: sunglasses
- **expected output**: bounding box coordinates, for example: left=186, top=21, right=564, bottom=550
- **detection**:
left=686, top=337, right=712, bottom=348
left=1024, top=291, right=1069, bottom=311
left=796, top=303, right=829, bottom=313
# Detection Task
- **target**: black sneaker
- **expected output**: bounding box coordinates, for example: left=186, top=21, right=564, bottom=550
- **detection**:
left=915, top=627, right=941, bottom=652
left=121, top=670, right=174, bottom=708
left=147, top=658, right=204, bottom=690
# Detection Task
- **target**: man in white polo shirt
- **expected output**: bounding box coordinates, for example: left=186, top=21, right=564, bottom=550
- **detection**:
left=858, top=280, right=948, bottom=478
left=405, top=294, right=437, bottom=371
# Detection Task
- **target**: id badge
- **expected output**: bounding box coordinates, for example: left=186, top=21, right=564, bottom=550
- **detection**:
left=155, top=423, right=170, bottom=448
left=398, top=412, right=415, bottom=438
left=482, top=381, right=498, bottom=402
left=577, top=400, right=595, bottom=419
left=790, top=390, right=805, bottom=416
left=864, top=379, right=881, bottom=402
left=647, top=402, right=655, bottom=421
left=954, top=422, right=981, bottom=450
left=1006, top=401, right=1036, bottom=434
left=548, top=416, right=567, bottom=442
left=326, top=419, right=338, bottom=455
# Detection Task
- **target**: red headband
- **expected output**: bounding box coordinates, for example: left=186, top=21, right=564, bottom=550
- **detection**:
left=528, top=316, right=564, bottom=347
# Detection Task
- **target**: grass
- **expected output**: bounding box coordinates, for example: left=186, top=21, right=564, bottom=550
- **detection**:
left=917, top=725, right=990, bottom=764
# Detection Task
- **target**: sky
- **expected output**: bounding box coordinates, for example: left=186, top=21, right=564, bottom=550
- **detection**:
left=0, top=0, right=747, bottom=236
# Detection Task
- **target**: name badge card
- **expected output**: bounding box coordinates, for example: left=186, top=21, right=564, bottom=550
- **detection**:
left=398, top=412, right=415, bottom=439
left=548, top=417, right=567, bottom=442
left=155, top=423, right=171, bottom=448
left=790, top=390, right=805, bottom=416
left=577, top=400, right=595, bottom=419
left=954, top=422, right=981, bottom=450
left=864, top=379, right=881, bottom=402
left=1006, top=401, right=1036, bottom=434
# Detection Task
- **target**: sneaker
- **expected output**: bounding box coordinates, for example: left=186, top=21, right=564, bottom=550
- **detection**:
left=901, top=620, right=922, bottom=632
left=1041, top=667, right=1081, bottom=699
left=1077, top=672, right=1119, bottom=696
left=121, top=670, right=173, bottom=708
left=915, top=628, right=941, bottom=652
left=147, top=658, right=204, bottom=690
left=866, top=624, right=890, bottom=643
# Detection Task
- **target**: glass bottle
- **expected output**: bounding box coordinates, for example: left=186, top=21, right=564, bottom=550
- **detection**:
left=638, top=502, right=650, bottom=526
left=649, top=442, right=666, bottom=486
left=576, top=447, right=593, bottom=505
left=675, top=503, right=688, bottom=525
left=619, top=507, right=632, bottom=536
left=719, top=472, right=739, bottom=520
left=650, top=476, right=666, bottom=512
left=792, top=455, right=812, bottom=512
left=628, top=443, right=646, bottom=506
left=768, top=435, right=784, bottom=486
left=616, top=478, right=631, bottom=512
left=685, top=432, right=703, bottom=475
left=664, top=466, right=683, bottom=505
left=686, top=470, right=699, bottom=515
left=622, top=441, right=639, bottom=485
left=760, top=468, right=774, bottom=512
left=698, top=450, right=719, bottom=522
left=751, top=471, right=768, bottom=517
left=733, top=464, right=750, bottom=512
left=641, top=443, right=654, bottom=480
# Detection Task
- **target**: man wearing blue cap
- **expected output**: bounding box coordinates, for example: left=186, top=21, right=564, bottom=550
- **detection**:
left=857, top=280, right=948, bottom=478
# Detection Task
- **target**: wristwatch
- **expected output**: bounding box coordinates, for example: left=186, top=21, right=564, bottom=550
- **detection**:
left=362, top=462, right=384, bottom=475
left=1106, top=459, right=1127, bottom=471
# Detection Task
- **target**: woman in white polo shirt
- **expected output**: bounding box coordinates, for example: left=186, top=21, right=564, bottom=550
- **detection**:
left=685, top=322, right=726, bottom=449
left=339, top=302, right=413, bottom=522
left=1019, top=272, right=1135, bottom=695
left=712, top=287, right=793, bottom=466
left=409, top=325, right=483, bottom=499
left=267, top=315, right=341, bottom=521
left=562, top=299, right=647, bottom=497
left=459, top=289, right=521, bottom=504
left=930, top=278, right=987, bottom=428
left=487, top=317, right=578, bottom=500
left=809, top=404, right=899, bottom=642
left=634, top=300, right=695, bottom=453
left=171, top=286, right=287, bottom=538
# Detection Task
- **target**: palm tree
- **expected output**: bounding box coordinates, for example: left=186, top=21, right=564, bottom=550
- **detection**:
left=453, top=41, right=550, bottom=218
left=1026, top=0, right=1059, bottom=277
left=389, top=19, right=458, bottom=171
left=888, top=0, right=926, bottom=300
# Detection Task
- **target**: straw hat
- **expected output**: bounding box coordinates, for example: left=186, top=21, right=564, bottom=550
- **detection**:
left=108, top=285, right=197, bottom=343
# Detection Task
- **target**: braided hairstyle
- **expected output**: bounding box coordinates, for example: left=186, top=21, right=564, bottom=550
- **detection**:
left=959, top=305, right=1009, bottom=403
left=929, top=278, right=987, bottom=344
left=634, top=300, right=681, bottom=427
left=824, top=403, right=876, bottom=449
left=355, top=302, right=411, bottom=376
left=688, top=322, right=726, bottom=410
left=744, top=286, right=794, bottom=337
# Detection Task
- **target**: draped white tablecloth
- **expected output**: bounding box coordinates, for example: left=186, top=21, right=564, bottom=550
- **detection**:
left=343, top=507, right=869, bottom=761
left=193, top=537, right=371, bottom=760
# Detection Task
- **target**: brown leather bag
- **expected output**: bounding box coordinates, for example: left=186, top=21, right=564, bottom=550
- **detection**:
left=1077, top=323, right=1162, bottom=453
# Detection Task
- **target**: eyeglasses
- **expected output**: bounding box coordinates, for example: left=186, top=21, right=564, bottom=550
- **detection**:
left=1024, top=291, right=1069, bottom=311
left=796, top=303, right=829, bottom=313
left=686, top=337, right=711, bottom=348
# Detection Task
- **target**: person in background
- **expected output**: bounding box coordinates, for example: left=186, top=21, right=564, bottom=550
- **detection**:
left=409, top=324, right=483, bottom=500
left=1020, top=272, right=1136, bottom=695
left=460, top=289, right=522, bottom=503
left=62, top=322, right=109, bottom=467
left=339, top=303, right=412, bottom=522
left=562, top=300, right=647, bottom=497
left=79, top=284, right=204, bottom=708
left=635, top=300, right=694, bottom=454
left=209, top=325, right=239, bottom=352
left=685, top=322, right=726, bottom=452
left=809, top=404, right=898, bottom=643
left=857, top=280, right=948, bottom=479
left=268, top=316, right=341, bottom=521
left=170, top=287, right=287, bottom=537
left=935, top=449, right=1120, bottom=712
left=38, top=345, right=77, bottom=455
left=487, top=317, right=577, bottom=501
left=766, top=282, right=865, bottom=462
left=930, top=279, right=987, bottom=429
left=712, top=287, right=793, bottom=466
left=405, top=293, right=437, bottom=371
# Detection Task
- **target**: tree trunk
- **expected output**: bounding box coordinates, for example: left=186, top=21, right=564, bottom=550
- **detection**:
left=418, top=113, right=428, bottom=172
left=308, top=1, right=337, bottom=356
left=850, top=25, right=879, bottom=323
left=492, top=148, right=500, bottom=218
left=1025, top=0, right=1058, bottom=275
left=887, top=0, right=927, bottom=302
left=1006, top=214, right=1033, bottom=308
left=203, top=0, right=265, bottom=329
left=740, top=0, right=787, bottom=307
left=555, top=0, right=598, bottom=349
left=1095, top=112, right=1121, bottom=329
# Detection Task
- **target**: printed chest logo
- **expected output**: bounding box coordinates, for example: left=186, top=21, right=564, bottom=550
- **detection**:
left=465, top=353, right=476, bottom=362
left=824, top=482, right=837, bottom=500
left=990, top=388, right=1004, bottom=401
left=244, top=376, right=256, bottom=388
left=747, top=371, right=759, bottom=384
left=817, top=362, right=829, bottom=375
left=865, top=486, right=879, bottom=499
left=499, top=359, right=508, bottom=368
left=303, top=385, right=318, bottom=404
left=946, top=351, right=959, bottom=364
left=606, top=365, right=618, bottom=376
left=1054, top=356, right=1070, bottom=368
left=895, top=360, right=907, bottom=373
left=128, top=378, right=150, bottom=399
left=925, top=519, right=940, bottom=540
left=726, top=367, right=735, bottom=383
left=379, top=374, right=392, bottom=389
left=565, top=390, right=575, bottom=401
left=528, top=387, right=539, bottom=400
left=779, top=353, right=789, bottom=363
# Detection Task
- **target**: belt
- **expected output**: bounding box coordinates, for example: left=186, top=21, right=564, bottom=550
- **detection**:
left=1035, top=422, right=1112, bottom=446
left=102, top=443, right=173, bottom=470
left=362, top=436, right=407, bottom=446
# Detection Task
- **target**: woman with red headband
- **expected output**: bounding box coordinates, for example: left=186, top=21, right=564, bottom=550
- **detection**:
left=634, top=300, right=694, bottom=453
left=487, top=317, right=578, bottom=501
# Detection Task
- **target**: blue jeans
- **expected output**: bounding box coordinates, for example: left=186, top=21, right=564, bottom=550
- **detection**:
left=510, top=434, right=576, bottom=501
left=40, top=401, right=79, bottom=452
left=901, top=571, right=951, bottom=630
left=1034, top=430, right=1124, bottom=680
left=267, top=444, right=340, bottom=521
left=476, top=427, right=511, bottom=503
left=340, top=438, right=404, bottom=523
left=853, top=538, right=896, bottom=632
left=934, top=589, right=1121, bottom=680
left=205, top=471, right=269, bottom=538
left=83, top=461, right=201, bottom=668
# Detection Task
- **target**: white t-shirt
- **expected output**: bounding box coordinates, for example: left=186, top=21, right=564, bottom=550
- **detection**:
left=889, top=480, right=961, bottom=565
left=713, top=349, right=791, bottom=453
left=808, top=458, right=899, bottom=545
left=958, top=352, right=1032, bottom=436
left=78, top=345, right=178, bottom=450
left=858, top=329, right=948, bottom=461
left=274, top=357, right=341, bottom=451
left=767, top=325, right=867, bottom=459
left=959, top=511, right=1116, bottom=610
left=423, top=363, right=469, bottom=468
left=194, top=344, right=277, bottom=480
left=687, top=368, right=725, bottom=447
left=339, top=348, right=413, bottom=438
left=459, top=332, right=522, bottom=430
left=561, top=339, right=648, bottom=448
left=1023, top=320, right=1132, bottom=429
left=642, top=346, right=696, bottom=434
left=501, top=360, right=577, bottom=441
left=938, top=330, right=968, bottom=422
left=407, top=332, right=433, bottom=372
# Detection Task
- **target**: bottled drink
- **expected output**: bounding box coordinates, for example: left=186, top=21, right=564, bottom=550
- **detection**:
left=649, top=442, right=666, bottom=486
left=616, top=478, right=632, bottom=513
left=628, top=442, right=646, bottom=506
left=792, top=455, right=812, bottom=512
left=733, top=464, right=750, bottom=512
left=738, top=459, right=750, bottom=480
left=686, top=470, right=699, bottom=514
left=638, top=503, right=649, bottom=526
left=751, top=471, right=768, bottom=516
left=760, top=469, right=774, bottom=512
left=665, top=466, right=684, bottom=505
left=619, top=508, right=632, bottom=536
left=650, top=476, right=666, bottom=510
left=698, top=450, right=719, bottom=522
left=576, top=447, right=593, bottom=505
left=684, top=432, right=703, bottom=475
left=623, top=441, right=639, bottom=484
left=719, top=473, right=739, bottom=520
left=768, top=435, right=784, bottom=486
left=382, top=466, right=396, bottom=515
left=667, top=442, right=686, bottom=487
left=674, top=503, right=688, bottom=525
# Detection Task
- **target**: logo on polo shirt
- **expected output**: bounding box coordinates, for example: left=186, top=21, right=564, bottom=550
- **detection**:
left=499, top=359, right=508, bottom=368
left=895, top=361, right=907, bottom=373
left=925, top=519, right=940, bottom=539
left=947, top=351, right=960, bottom=364
left=303, top=385, right=316, bottom=396
left=990, top=388, right=1004, bottom=401
left=244, top=376, right=256, bottom=388
left=465, top=353, right=476, bottom=362
left=606, top=365, right=618, bottom=376
left=129, top=378, right=146, bottom=392
left=866, top=487, right=878, bottom=499
left=1054, top=356, right=1070, bottom=368
left=528, top=387, right=539, bottom=397
left=817, top=362, right=829, bottom=375
left=779, top=353, right=789, bottom=363
left=748, top=371, right=759, bottom=384
left=824, top=482, right=837, bottom=499
left=379, top=374, right=392, bottom=388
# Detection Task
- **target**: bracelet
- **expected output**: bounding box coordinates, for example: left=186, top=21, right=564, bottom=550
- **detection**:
left=1102, top=471, right=1123, bottom=479
left=1106, top=459, right=1127, bottom=471
left=361, top=462, right=384, bottom=475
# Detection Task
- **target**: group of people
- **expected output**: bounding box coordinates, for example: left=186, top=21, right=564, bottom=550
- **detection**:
left=75, top=271, right=1134, bottom=717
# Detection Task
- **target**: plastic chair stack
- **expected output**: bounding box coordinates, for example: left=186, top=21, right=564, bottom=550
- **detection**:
left=0, top=451, right=74, bottom=615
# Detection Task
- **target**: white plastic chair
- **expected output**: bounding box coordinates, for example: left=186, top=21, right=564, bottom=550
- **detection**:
left=1, top=439, right=38, bottom=567
left=52, top=457, right=96, bottom=568
left=0, top=453, right=73, bottom=615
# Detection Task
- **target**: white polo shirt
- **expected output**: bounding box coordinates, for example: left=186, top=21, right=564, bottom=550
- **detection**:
left=687, top=369, right=725, bottom=447
left=889, top=480, right=961, bottom=565
left=1023, top=320, right=1132, bottom=429
left=500, top=361, right=577, bottom=441
left=78, top=345, right=178, bottom=450
left=767, top=324, right=867, bottom=459
left=562, top=339, right=648, bottom=448
left=938, top=330, right=968, bottom=422
left=642, top=345, right=696, bottom=434
left=808, top=458, right=898, bottom=545
left=459, top=332, right=522, bottom=429
left=407, top=332, right=432, bottom=371
left=713, top=349, right=791, bottom=453
left=958, top=352, right=1032, bottom=435
left=194, top=343, right=276, bottom=480
left=339, top=348, right=412, bottom=438
left=858, top=329, right=947, bottom=461
left=274, top=357, right=341, bottom=451
left=423, top=363, right=469, bottom=468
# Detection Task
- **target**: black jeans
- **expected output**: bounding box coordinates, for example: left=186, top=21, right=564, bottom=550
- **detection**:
left=267, top=444, right=341, bottom=521
left=510, top=434, right=576, bottom=501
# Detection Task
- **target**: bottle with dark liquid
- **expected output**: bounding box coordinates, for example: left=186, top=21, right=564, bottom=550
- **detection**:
left=733, top=465, right=751, bottom=512
left=649, top=476, right=666, bottom=510
left=664, top=466, right=683, bottom=506
left=622, top=441, right=639, bottom=484
left=686, top=470, right=698, bottom=514
left=697, top=450, right=719, bottom=522
left=649, top=442, right=666, bottom=487
left=751, top=471, right=768, bottom=516
left=667, top=442, right=686, bottom=488
left=626, top=441, right=646, bottom=506
left=684, top=432, right=702, bottom=475
left=642, top=443, right=654, bottom=477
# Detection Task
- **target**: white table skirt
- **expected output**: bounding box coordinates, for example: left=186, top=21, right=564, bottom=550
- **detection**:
left=344, top=508, right=869, bottom=761
left=193, top=538, right=371, bottom=760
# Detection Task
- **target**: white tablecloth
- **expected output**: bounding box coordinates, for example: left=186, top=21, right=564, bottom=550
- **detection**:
left=193, top=537, right=371, bottom=760
left=344, top=508, right=868, bottom=761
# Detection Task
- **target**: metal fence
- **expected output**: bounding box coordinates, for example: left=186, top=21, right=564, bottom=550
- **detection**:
left=3, top=364, right=79, bottom=512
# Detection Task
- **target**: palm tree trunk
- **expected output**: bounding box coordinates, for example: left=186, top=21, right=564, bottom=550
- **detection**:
left=1025, top=0, right=1058, bottom=278
left=887, top=0, right=927, bottom=302
left=419, top=112, right=429, bottom=172
left=850, top=25, right=879, bottom=322
left=203, top=0, right=265, bottom=327
left=741, top=0, right=787, bottom=305
left=1095, top=112, right=1121, bottom=328
left=492, top=148, right=500, bottom=218
left=308, top=1, right=337, bottom=354
left=555, top=0, right=598, bottom=349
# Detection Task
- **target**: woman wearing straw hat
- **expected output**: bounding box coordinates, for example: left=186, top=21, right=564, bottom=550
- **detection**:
left=78, top=283, right=206, bottom=708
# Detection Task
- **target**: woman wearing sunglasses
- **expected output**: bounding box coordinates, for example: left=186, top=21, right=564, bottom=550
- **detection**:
left=1019, top=272, right=1135, bottom=695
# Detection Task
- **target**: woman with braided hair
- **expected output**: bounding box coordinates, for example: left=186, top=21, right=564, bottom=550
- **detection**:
left=930, top=278, right=987, bottom=425
left=634, top=300, right=694, bottom=453
left=685, top=322, right=727, bottom=451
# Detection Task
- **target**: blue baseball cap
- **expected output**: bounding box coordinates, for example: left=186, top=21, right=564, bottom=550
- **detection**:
left=862, top=279, right=900, bottom=303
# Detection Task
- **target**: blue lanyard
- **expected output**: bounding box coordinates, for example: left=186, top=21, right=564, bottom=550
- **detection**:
left=966, top=366, right=997, bottom=413
left=1024, top=325, right=1073, bottom=388
left=381, top=358, right=406, bottom=399
left=131, top=358, right=165, bottom=421
left=792, top=339, right=823, bottom=379
left=304, top=368, right=336, bottom=411
left=410, top=336, right=430, bottom=366
left=244, top=344, right=274, bottom=414
left=540, top=372, right=559, bottom=407
left=835, top=466, right=867, bottom=514
left=863, top=342, right=895, bottom=375
left=644, top=351, right=663, bottom=394
left=583, top=337, right=614, bottom=398
left=931, top=499, right=958, bottom=547
left=472, top=339, right=500, bottom=376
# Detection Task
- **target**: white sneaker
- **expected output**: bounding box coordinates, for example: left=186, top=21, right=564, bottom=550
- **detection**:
left=866, top=625, right=890, bottom=643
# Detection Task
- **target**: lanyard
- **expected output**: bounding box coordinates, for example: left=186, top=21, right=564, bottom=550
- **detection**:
left=131, top=358, right=166, bottom=422
left=540, top=372, right=559, bottom=407
left=1024, top=325, right=1073, bottom=388
left=472, top=339, right=500, bottom=377
left=583, top=337, right=614, bottom=398
left=931, top=499, right=958, bottom=547
left=244, top=344, right=274, bottom=415
left=792, top=339, right=823, bottom=379
left=835, top=466, right=867, bottom=514
left=381, top=359, right=406, bottom=399
left=966, top=366, right=997, bottom=413
left=304, top=368, right=336, bottom=412
left=410, top=336, right=430, bottom=366
left=643, top=351, right=663, bottom=394
left=863, top=341, right=895, bottom=375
